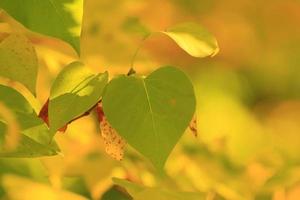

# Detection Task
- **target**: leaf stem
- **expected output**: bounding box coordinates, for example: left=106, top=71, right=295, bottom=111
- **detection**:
left=127, top=34, right=151, bottom=75
left=38, top=99, right=100, bottom=133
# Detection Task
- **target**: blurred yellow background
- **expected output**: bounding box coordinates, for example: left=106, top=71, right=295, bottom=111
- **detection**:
left=0, top=0, right=300, bottom=199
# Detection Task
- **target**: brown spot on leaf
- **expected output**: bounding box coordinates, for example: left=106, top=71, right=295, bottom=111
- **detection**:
left=189, top=114, right=198, bottom=137
left=170, top=98, right=177, bottom=106
left=97, top=103, right=126, bottom=161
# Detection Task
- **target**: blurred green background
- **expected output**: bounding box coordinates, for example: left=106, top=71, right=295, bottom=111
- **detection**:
left=0, top=0, right=300, bottom=199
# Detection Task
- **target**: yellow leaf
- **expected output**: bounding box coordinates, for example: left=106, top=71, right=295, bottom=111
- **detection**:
left=2, top=175, right=88, bottom=200
left=97, top=103, right=126, bottom=161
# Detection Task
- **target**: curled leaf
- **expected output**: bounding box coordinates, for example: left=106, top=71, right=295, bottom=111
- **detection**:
left=162, top=22, right=219, bottom=58
left=96, top=103, right=126, bottom=161
left=48, top=62, right=108, bottom=135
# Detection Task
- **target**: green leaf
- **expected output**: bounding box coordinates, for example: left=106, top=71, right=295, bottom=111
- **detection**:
left=102, top=66, right=196, bottom=169
left=49, top=62, right=108, bottom=134
left=0, top=34, right=38, bottom=95
left=112, top=178, right=144, bottom=197
left=62, top=177, right=92, bottom=199
left=0, top=85, right=60, bottom=157
left=113, top=178, right=205, bottom=200
left=2, top=175, right=89, bottom=200
left=0, top=0, right=83, bottom=54
left=0, top=128, right=59, bottom=157
left=162, top=22, right=219, bottom=57
left=0, top=158, right=48, bottom=180
left=101, top=186, right=132, bottom=200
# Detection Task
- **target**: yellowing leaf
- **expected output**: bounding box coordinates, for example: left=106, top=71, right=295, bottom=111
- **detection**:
left=0, top=34, right=38, bottom=95
left=100, top=117, right=127, bottom=161
left=2, top=175, right=88, bottom=200
left=162, top=22, right=219, bottom=58
left=189, top=115, right=198, bottom=137
left=97, top=103, right=126, bottom=161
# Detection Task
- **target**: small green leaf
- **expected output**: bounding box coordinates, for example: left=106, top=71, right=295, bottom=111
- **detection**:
left=113, top=178, right=205, bottom=200
left=49, top=62, right=108, bottom=134
left=162, top=22, right=219, bottom=57
left=101, top=186, right=132, bottom=200
left=0, top=85, right=60, bottom=157
left=0, top=158, right=48, bottom=179
left=0, top=0, right=83, bottom=54
left=0, top=128, right=59, bottom=158
left=102, top=66, right=196, bottom=169
left=62, top=177, right=92, bottom=199
left=0, top=34, right=38, bottom=95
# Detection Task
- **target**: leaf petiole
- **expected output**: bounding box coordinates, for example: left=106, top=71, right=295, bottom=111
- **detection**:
left=128, top=33, right=151, bottom=75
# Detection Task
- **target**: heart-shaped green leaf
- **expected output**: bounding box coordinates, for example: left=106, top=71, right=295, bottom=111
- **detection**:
left=102, top=66, right=196, bottom=169
left=0, top=0, right=83, bottom=54
left=49, top=62, right=108, bottom=135
left=0, top=85, right=60, bottom=157
left=162, top=22, right=219, bottom=58
left=0, top=34, right=38, bottom=95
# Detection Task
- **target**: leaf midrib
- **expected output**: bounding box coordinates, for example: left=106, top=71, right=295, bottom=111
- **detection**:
left=141, top=78, right=159, bottom=159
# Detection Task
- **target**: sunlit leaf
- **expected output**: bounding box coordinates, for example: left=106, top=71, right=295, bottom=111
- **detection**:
left=162, top=22, right=219, bottom=57
left=0, top=0, right=83, bottom=54
left=49, top=62, right=108, bottom=135
left=2, top=175, right=88, bottom=200
left=0, top=34, right=38, bottom=95
left=0, top=85, right=60, bottom=157
left=102, top=66, right=196, bottom=169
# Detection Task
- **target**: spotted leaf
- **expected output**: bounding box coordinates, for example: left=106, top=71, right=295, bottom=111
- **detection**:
left=96, top=103, right=126, bottom=161
left=189, top=115, right=198, bottom=137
